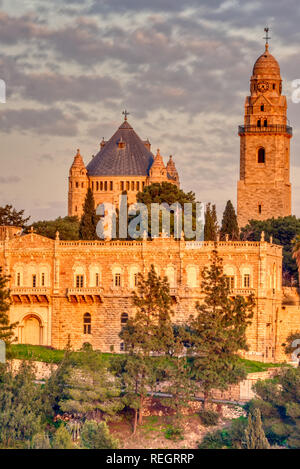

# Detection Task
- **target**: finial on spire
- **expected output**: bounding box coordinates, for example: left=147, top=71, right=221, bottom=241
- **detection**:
left=264, top=26, right=271, bottom=51
left=122, top=109, right=130, bottom=121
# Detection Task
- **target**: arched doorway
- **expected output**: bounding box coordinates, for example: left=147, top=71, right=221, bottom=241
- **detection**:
left=23, top=315, right=42, bottom=345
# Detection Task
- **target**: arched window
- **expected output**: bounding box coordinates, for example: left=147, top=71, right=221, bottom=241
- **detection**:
left=121, top=313, right=128, bottom=325
left=83, top=313, right=91, bottom=334
left=257, top=119, right=261, bottom=127
left=258, top=148, right=265, bottom=164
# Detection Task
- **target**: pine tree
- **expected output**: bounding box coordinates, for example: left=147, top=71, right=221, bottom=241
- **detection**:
left=245, top=409, right=270, bottom=449
left=119, top=265, right=175, bottom=432
left=220, top=200, right=239, bottom=241
left=79, top=188, right=98, bottom=240
left=187, top=249, right=254, bottom=408
left=204, top=203, right=218, bottom=241
left=0, top=268, right=17, bottom=345
left=58, top=350, right=123, bottom=421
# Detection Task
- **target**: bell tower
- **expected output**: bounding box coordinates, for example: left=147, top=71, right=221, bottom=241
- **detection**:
left=237, top=30, right=292, bottom=227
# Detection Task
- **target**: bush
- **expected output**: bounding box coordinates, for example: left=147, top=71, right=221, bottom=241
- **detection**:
left=198, top=417, right=248, bottom=449
left=199, top=410, right=219, bottom=427
left=80, top=420, right=119, bottom=449
left=164, top=424, right=184, bottom=441
left=52, top=425, right=73, bottom=449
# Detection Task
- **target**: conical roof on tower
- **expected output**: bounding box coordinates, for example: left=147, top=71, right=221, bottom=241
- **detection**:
left=166, top=155, right=179, bottom=181
left=86, top=118, right=154, bottom=176
left=70, top=149, right=86, bottom=172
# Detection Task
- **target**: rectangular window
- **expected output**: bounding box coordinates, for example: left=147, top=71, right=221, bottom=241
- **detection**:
left=225, top=276, right=234, bottom=290
left=127, top=181, right=130, bottom=191
left=110, top=181, right=113, bottom=191
left=32, top=274, right=37, bottom=288
left=244, top=274, right=250, bottom=288
left=84, top=324, right=91, bottom=334
left=261, top=105, right=264, bottom=111
left=114, top=273, right=121, bottom=287
left=76, top=275, right=84, bottom=288
left=121, top=181, right=124, bottom=191
left=258, top=204, right=262, bottom=214
left=41, top=273, right=45, bottom=286
left=95, top=273, right=99, bottom=287
left=17, top=272, right=21, bottom=286
left=136, top=182, right=140, bottom=191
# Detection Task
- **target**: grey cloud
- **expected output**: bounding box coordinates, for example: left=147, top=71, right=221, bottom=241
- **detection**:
left=0, top=176, right=21, bottom=184
left=0, top=108, right=78, bottom=136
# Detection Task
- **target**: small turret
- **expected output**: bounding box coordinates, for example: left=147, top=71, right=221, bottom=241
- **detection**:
left=166, top=155, right=180, bottom=187
left=68, top=149, right=88, bottom=218
left=149, top=149, right=167, bottom=183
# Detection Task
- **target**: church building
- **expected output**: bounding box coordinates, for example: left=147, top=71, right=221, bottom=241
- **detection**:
left=68, top=113, right=180, bottom=218
left=1, top=35, right=300, bottom=364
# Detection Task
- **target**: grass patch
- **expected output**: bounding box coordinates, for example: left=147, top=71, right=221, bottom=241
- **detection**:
left=237, top=357, right=283, bottom=374
left=9, top=345, right=285, bottom=374
left=9, top=344, right=115, bottom=365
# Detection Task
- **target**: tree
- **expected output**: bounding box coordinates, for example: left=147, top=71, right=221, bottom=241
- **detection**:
left=80, top=420, right=118, bottom=449
left=249, top=366, right=300, bottom=448
left=79, top=188, right=98, bottom=240
left=27, top=216, right=80, bottom=240
left=119, top=266, right=175, bottom=432
left=186, top=249, right=254, bottom=408
left=245, top=408, right=270, bottom=449
left=0, top=268, right=17, bottom=345
left=136, top=182, right=198, bottom=238
left=51, top=425, right=73, bottom=449
left=58, top=349, right=123, bottom=421
left=0, top=361, right=45, bottom=448
left=0, top=204, right=30, bottom=227
left=220, top=200, right=239, bottom=241
left=241, top=216, right=300, bottom=286
left=204, top=203, right=218, bottom=241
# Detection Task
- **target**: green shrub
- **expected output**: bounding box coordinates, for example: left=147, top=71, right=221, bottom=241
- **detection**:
left=80, top=420, right=119, bottom=449
left=199, top=410, right=219, bottom=427
left=52, top=425, right=73, bottom=449
left=164, top=425, right=184, bottom=441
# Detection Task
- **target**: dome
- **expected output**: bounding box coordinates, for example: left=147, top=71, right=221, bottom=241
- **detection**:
left=252, top=45, right=280, bottom=77
left=86, top=119, right=154, bottom=177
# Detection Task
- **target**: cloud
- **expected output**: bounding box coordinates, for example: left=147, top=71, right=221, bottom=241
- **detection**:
left=0, top=108, right=78, bottom=136
left=0, top=176, right=21, bottom=184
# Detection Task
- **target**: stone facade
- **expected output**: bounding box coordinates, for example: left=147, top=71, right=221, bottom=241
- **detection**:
left=237, top=43, right=292, bottom=227
left=1, top=227, right=299, bottom=363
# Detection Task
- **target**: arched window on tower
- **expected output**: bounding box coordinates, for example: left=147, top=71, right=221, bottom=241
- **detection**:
left=258, top=148, right=265, bottom=164
left=83, top=313, right=91, bottom=334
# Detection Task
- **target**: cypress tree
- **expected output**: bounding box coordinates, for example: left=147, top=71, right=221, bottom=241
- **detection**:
left=0, top=268, right=17, bottom=345
left=245, top=409, right=270, bottom=449
left=204, top=203, right=218, bottom=241
left=79, top=188, right=98, bottom=240
left=220, top=200, right=239, bottom=240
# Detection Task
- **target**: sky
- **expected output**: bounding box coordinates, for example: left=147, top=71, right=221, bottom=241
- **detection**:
left=0, top=0, right=300, bottom=222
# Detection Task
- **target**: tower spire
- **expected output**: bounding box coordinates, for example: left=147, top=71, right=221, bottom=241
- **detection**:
left=264, top=26, right=271, bottom=51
